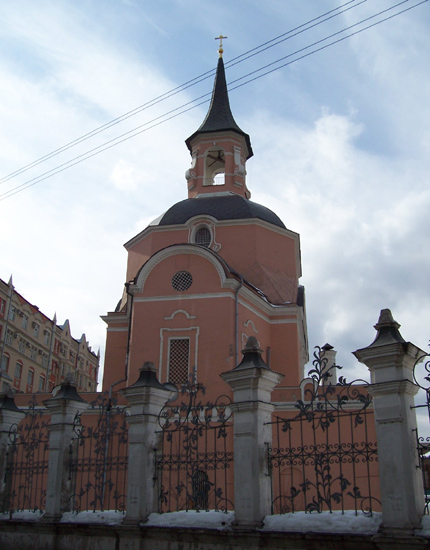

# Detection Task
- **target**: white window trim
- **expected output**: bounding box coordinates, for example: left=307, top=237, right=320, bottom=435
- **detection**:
left=159, top=326, right=199, bottom=384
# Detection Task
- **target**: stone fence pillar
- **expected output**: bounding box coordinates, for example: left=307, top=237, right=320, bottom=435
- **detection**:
left=354, top=309, right=425, bottom=536
left=0, top=392, right=24, bottom=512
left=43, top=380, right=88, bottom=521
left=221, top=337, right=283, bottom=529
left=122, top=362, right=172, bottom=524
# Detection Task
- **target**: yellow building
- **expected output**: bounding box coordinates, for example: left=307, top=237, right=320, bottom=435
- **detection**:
left=0, top=276, right=99, bottom=393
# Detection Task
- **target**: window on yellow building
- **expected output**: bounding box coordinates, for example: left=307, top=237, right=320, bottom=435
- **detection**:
left=9, top=306, right=16, bottom=321
left=27, top=368, right=34, bottom=386
left=1, top=353, right=9, bottom=372
left=14, top=362, right=22, bottom=380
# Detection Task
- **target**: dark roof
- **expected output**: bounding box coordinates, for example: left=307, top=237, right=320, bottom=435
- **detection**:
left=158, top=194, right=286, bottom=229
left=185, top=57, right=253, bottom=158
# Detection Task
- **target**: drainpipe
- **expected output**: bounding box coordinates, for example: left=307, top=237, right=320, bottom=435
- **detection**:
left=234, top=275, right=244, bottom=367
left=102, top=283, right=134, bottom=506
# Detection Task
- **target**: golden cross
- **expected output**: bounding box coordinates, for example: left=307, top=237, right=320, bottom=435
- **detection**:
left=215, top=35, right=227, bottom=57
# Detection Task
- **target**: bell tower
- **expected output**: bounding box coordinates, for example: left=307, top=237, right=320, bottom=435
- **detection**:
left=102, top=42, right=308, bottom=397
left=185, top=43, right=253, bottom=199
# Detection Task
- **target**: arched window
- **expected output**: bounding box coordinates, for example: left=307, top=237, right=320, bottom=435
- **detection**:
left=0, top=353, right=9, bottom=373
left=195, top=226, right=211, bottom=247
left=204, top=148, right=225, bottom=186
left=14, top=361, right=23, bottom=391
left=26, top=367, right=34, bottom=392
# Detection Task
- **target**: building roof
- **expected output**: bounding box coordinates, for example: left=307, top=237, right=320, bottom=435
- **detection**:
left=157, top=193, right=286, bottom=229
left=185, top=57, right=253, bottom=158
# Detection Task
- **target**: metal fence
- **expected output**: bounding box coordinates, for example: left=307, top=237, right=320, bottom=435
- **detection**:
left=154, top=376, right=234, bottom=513
left=412, top=347, right=430, bottom=513
left=2, top=397, right=50, bottom=514
left=267, top=347, right=380, bottom=516
left=68, top=392, right=128, bottom=513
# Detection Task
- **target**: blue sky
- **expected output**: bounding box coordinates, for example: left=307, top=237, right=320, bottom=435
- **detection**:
left=1, top=0, right=429, bottom=385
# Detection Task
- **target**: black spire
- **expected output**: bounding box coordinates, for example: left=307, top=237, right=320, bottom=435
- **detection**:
left=185, top=57, right=253, bottom=158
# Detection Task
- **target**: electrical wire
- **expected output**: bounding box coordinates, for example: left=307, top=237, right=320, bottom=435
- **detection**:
left=0, top=0, right=427, bottom=201
left=0, top=0, right=366, bottom=185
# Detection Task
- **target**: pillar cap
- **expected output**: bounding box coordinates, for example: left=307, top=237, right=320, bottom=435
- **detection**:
left=233, top=336, right=270, bottom=371
left=50, top=375, right=86, bottom=403
left=0, top=389, right=22, bottom=412
left=367, top=309, right=405, bottom=349
left=128, top=361, right=170, bottom=391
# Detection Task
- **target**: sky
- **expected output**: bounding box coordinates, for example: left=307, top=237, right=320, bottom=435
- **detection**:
left=0, top=0, right=429, bottom=390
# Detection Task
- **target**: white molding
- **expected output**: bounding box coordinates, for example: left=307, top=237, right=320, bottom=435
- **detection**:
left=130, top=245, right=229, bottom=294
left=135, top=292, right=231, bottom=303
left=244, top=319, right=258, bottom=333
left=124, top=213, right=301, bottom=275
left=163, top=309, right=197, bottom=320
left=159, top=326, right=200, bottom=382
left=135, top=291, right=301, bottom=326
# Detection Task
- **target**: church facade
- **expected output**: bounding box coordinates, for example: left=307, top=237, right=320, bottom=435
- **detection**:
left=102, top=50, right=308, bottom=402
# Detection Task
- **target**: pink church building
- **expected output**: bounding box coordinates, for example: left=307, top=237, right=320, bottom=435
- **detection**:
left=101, top=51, right=308, bottom=402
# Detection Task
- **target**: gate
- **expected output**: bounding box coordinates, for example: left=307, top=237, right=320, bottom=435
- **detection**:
left=155, top=375, right=234, bottom=513
left=412, top=348, right=430, bottom=512
left=2, top=397, right=50, bottom=514
left=267, top=347, right=380, bottom=515
left=68, top=392, right=128, bottom=513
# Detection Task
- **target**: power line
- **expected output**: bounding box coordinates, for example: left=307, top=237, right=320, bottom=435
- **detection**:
left=0, top=0, right=427, bottom=202
left=0, top=0, right=366, bottom=186
left=229, top=0, right=419, bottom=88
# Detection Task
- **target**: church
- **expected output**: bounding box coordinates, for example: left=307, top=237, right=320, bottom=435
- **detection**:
left=101, top=43, right=309, bottom=400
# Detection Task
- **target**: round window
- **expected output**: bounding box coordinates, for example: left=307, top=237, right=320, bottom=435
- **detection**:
left=172, top=271, right=193, bottom=291
left=195, top=227, right=211, bottom=247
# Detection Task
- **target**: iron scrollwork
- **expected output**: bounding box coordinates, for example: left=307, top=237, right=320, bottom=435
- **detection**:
left=267, top=346, right=380, bottom=516
left=2, top=396, right=50, bottom=515
left=412, top=347, right=430, bottom=513
left=68, top=392, right=128, bottom=513
left=155, top=374, right=234, bottom=513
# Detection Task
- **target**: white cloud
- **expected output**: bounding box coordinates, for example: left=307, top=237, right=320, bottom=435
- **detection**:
left=0, top=0, right=429, bottom=388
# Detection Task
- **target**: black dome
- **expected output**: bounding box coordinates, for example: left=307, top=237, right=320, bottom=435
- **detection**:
left=158, top=194, right=285, bottom=229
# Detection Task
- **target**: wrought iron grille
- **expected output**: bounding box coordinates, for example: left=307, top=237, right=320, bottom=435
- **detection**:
left=68, top=392, right=128, bottom=513
left=168, top=339, right=190, bottom=385
left=195, top=227, right=211, bottom=247
left=171, top=271, right=193, bottom=291
left=2, top=396, right=50, bottom=514
left=267, top=347, right=380, bottom=516
left=412, top=347, right=430, bottom=513
left=155, top=374, right=234, bottom=513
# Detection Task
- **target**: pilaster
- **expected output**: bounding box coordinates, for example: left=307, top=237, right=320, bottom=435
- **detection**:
left=354, top=309, right=425, bottom=536
left=121, top=362, right=173, bottom=524
left=43, top=380, right=88, bottom=521
left=221, top=337, right=283, bottom=528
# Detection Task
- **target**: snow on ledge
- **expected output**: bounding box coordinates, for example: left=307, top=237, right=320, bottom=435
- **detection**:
left=146, top=510, right=234, bottom=530
left=0, top=510, right=44, bottom=522
left=2, top=509, right=430, bottom=536
left=262, top=511, right=382, bottom=534
left=61, top=511, right=125, bottom=525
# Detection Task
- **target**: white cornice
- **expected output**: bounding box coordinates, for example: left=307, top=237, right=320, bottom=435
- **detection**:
left=124, top=213, right=300, bottom=261
left=134, top=289, right=302, bottom=325
left=100, top=313, right=128, bottom=326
